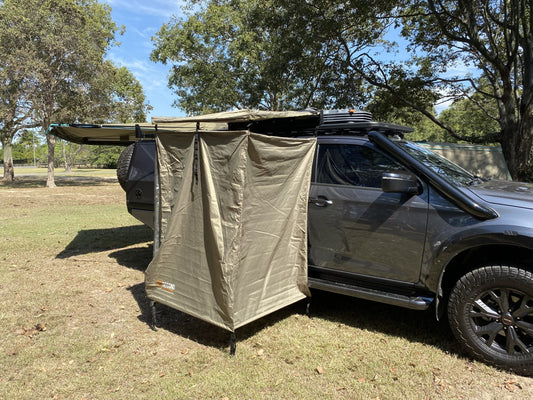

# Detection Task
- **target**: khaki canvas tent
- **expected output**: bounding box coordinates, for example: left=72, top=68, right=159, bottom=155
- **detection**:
left=147, top=111, right=318, bottom=337
left=48, top=110, right=319, bottom=349
left=147, top=130, right=316, bottom=334
left=417, top=142, right=511, bottom=180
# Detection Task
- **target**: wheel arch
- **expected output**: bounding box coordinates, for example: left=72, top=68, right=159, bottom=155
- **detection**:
left=435, top=243, right=533, bottom=319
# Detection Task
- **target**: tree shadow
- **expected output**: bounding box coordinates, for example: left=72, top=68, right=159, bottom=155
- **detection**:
left=59, top=225, right=456, bottom=356
left=1, top=175, right=117, bottom=189
left=56, top=225, right=153, bottom=264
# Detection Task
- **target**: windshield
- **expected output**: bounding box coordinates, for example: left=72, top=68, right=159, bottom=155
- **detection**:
left=395, top=141, right=479, bottom=186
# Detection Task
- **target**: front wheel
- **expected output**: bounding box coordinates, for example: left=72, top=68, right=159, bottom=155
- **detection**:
left=448, top=265, right=533, bottom=375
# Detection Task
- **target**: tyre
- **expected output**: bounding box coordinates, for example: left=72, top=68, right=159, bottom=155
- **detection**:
left=448, top=265, right=533, bottom=375
left=117, top=143, right=135, bottom=191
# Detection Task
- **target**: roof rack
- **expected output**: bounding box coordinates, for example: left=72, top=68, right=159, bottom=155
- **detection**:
left=317, top=121, right=414, bottom=137
left=321, top=109, right=372, bottom=124
left=229, top=110, right=413, bottom=138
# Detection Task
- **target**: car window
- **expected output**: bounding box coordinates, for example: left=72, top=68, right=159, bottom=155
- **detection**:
left=394, top=141, right=476, bottom=186
left=316, top=143, right=403, bottom=188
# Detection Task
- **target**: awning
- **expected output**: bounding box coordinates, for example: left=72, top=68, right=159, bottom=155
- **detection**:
left=46, top=109, right=320, bottom=145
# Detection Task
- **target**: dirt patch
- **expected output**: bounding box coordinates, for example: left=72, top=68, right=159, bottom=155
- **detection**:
left=0, top=176, right=123, bottom=207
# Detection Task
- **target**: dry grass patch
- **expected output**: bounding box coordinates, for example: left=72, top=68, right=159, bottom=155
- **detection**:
left=1, top=176, right=533, bottom=399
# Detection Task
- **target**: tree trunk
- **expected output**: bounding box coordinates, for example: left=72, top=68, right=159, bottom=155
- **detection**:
left=2, top=140, right=15, bottom=181
left=500, top=118, right=533, bottom=182
left=62, top=141, right=72, bottom=172
left=46, top=134, right=56, bottom=188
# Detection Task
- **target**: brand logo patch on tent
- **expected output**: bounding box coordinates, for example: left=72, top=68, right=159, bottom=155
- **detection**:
left=155, top=280, right=175, bottom=293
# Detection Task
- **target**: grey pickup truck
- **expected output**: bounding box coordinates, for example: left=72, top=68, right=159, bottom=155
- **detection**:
left=107, top=110, right=533, bottom=374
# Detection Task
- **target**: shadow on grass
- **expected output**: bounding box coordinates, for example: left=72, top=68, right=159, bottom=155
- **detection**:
left=126, top=278, right=456, bottom=356
left=1, top=175, right=117, bottom=189
left=308, top=290, right=457, bottom=353
left=126, top=282, right=308, bottom=351
left=109, top=245, right=153, bottom=271
left=56, top=225, right=153, bottom=267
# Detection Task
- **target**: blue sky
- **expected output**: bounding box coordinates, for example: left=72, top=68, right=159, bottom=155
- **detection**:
left=106, top=0, right=187, bottom=120
left=104, top=1, right=461, bottom=119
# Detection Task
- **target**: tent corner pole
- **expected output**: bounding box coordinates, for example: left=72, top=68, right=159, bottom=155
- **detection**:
left=230, top=332, right=236, bottom=356
left=150, top=301, right=158, bottom=331
left=153, top=138, right=161, bottom=254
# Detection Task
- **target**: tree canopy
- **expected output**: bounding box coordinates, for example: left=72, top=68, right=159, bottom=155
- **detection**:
left=297, top=0, right=533, bottom=180
left=150, top=0, right=388, bottom=113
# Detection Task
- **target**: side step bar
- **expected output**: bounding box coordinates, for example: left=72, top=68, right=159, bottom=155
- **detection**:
left=308, top=278, right=434, bottom=311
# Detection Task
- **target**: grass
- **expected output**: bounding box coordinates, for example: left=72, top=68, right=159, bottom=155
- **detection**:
left=15, top=166, right=117, bottom=177
left=1, top=175, right=533, bottom=399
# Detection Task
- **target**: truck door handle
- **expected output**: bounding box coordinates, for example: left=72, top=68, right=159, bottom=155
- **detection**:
left=309, top=196, right=333, bottom=207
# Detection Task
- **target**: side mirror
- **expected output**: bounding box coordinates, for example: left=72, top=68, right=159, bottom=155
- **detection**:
left=382, top=171, right=420, bottom=195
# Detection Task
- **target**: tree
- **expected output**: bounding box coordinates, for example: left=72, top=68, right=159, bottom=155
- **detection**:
left=343, top=0, right=533, bottom=180
left=0, top=82, right=34, bottom=180
left=0, top=0, right=149, bottom=186
left=439, top=91, right=501, bottom=144
left=87, top=61, right=151, bottom=124
left=265, top=1, right=531, bottom=177
left=11, top=129, right=41, bottom=165
left=29, top=0, right=120, bottom=187
left=154, top=0, right=533, bottom=180
left=0, top=1, right=38, bottom=181
left=282, top=0, right=533, bottom=180
left=88, top=146, right=124, bottom=168
left=106, top=65, right=151, bottom=124
left=58, top=63, right=150, bottom=172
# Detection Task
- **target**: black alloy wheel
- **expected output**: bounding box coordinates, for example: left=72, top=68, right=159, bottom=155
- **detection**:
left=448, top=265, right=533, bottom=375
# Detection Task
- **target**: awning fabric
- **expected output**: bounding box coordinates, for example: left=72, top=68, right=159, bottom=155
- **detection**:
left=47, top=109, right=319, bottom=145
left=145, top=130, right=316, bottom=331
left=151, top=109, right=319, bottom=124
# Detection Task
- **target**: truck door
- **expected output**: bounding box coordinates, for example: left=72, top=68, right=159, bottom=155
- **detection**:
left=308, top=138, right=429, bottom=283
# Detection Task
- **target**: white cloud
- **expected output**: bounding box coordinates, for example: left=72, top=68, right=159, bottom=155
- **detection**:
left=108, top=54, right=169, bottom=88
left=130, top=26, right=158, bottom=40
left=102, top=0, right=186, bottom=117
left=442, top=61, right=480, bottom=79
left=434, top=98, right=454, bottom=115
left=107, top=0, right=185, bottom=19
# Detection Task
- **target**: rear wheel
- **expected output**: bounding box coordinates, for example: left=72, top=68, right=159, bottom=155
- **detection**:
left=448, top=265, right=533, bottom=375
left=117, top=143, right=135, bottom=190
